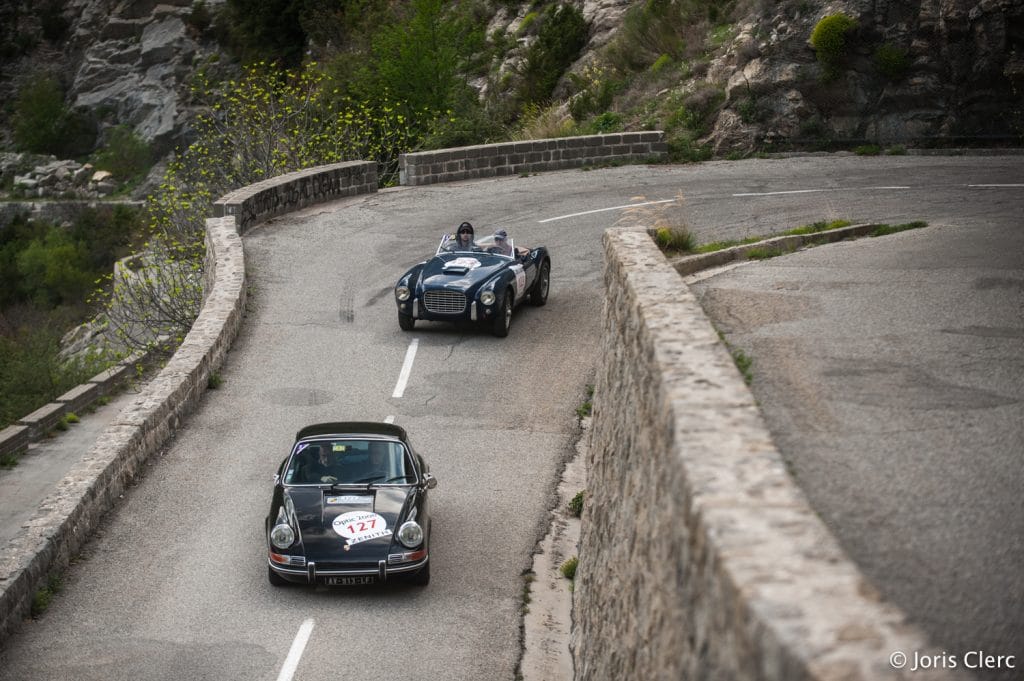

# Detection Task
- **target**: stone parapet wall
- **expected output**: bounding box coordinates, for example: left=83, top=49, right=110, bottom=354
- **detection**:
left=0, top=164, right=378, bottom=643
left=213, top=161, right=377, bottom=234
left=572, top=226, right=965, bottom=681
left=398, top=132, right=667, bottom=186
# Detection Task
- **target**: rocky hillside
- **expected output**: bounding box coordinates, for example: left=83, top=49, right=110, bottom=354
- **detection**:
left=1, top=0, right=1021, bottom=166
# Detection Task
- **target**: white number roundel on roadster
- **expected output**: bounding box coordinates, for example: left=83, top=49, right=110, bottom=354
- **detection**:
left=332, top=511, right=392, bottom=545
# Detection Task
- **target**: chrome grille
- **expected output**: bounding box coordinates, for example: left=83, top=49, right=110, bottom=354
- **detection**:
left=423, top=289, right=467, bottom=314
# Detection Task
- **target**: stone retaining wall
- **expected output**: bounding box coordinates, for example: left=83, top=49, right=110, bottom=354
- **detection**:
left=572, top=226, right=965, bottom=681
left=214, top=161, right=377, bottom=233
left=398, top=132, right=667, bottom=186
left=0, top=164, right=378, bottom=643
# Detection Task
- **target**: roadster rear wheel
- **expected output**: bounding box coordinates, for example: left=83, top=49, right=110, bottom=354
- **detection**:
left=492, top=292, right=512, bottom=337
left=398, top=311, right=415, bottom=331
left=529, top=261, right=549, bottom=306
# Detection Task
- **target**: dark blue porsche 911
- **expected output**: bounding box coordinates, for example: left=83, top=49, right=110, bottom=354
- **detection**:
left=393, top=229, right=550, bottom=337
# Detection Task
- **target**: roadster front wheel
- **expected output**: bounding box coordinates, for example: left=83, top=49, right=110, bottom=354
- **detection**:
left=398, top=311, right=415, bottom=331
left=492, top=293, right=512, bottom=338
left=529, top=261, right=549, bottom=307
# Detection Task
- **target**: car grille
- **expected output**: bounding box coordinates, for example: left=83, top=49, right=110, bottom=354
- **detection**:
left=423, top=289, right=467, bottom=314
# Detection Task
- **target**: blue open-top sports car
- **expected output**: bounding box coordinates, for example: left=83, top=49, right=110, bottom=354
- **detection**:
left=394, top=230, right=550, bottom=337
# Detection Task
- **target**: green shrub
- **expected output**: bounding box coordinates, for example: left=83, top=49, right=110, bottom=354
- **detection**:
left=874, top=43, right=909, bottom=81
left=12, top=76, right=67, bottom=154
left=655, top=225, right=696, bottom=253
left=586, top=111, right=623, bottom=133
left=92, top=126, right=154, bottom=183
left=810, top=14, right=857, bottom=79
left=650, top=54, right=673, bottom=74
left=518, top=11, right=539, bottom=34
left=568, top=491, right=584, bottom=517
left=11, top=76, right=96, bottom=156
left=560, top=556, right=578, bottom=580
left=518, top=4, right=589, bottom=105
left=65, top=412, right=80, bottom=424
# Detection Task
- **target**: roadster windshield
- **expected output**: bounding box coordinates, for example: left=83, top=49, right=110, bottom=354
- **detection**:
left=284, top=438, right=414, bottom=486
left=437, top=233, right=515, bottom=257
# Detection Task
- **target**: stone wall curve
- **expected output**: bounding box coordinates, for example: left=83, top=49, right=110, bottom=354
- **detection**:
left=571, top=225, right=967, bottom=681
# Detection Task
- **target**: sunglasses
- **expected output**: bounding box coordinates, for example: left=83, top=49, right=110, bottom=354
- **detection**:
left=459, top=230, right=471, bottom=234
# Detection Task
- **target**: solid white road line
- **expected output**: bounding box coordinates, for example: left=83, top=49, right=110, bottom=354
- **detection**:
left=732, top=186, right=910, bottom=197
left=276, top=618, right=315, bottom=681
left=968, top=184, right=1024, bottom=188
left=538, top=199, right=677, bottom=223
left=384, top=415, right=396, bottom=424
left=392, top=338, right=419, bottom=398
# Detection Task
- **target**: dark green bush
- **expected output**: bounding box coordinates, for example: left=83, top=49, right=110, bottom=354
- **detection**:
left=12, top=76, right=67, bottom=154
left=187, top=1, right=213, bottom=34
left=518, top=4, right=589, bottom=106
left=11, top=76, right=96, bottom=156
left=810, top=13, right=857, bottom=79
left=92, top=126, right=154, bottom=183
left=586, top=111, right=624, bottom=133
left=874, top=43, right=909, bottom=81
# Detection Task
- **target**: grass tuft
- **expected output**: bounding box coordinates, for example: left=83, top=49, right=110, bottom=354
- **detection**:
left=870, top=221, right=927, bottom=237
left=568, top=491, right=585, bottom=517
left=560, top=556, right=578, bottom=580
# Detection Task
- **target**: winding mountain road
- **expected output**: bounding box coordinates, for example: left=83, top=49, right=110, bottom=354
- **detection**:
left=0, top=155, right=1020, bottom=680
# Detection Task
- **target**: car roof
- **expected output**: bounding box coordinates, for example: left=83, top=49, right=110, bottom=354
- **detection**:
left=294, top=421, right=408, bottom=443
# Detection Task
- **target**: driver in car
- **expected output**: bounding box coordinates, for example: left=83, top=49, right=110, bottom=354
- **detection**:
left=305, top=444, right=344, bottom=484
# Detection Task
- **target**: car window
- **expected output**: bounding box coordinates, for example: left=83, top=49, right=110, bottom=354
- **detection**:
left=284, top=439, right=414, bottom=485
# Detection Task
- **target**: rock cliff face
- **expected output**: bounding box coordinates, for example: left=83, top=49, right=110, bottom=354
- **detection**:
left=0, top=0, right=228, bottom=154
left=62, top=0, right=227, bottom=151
left=705, top=0, right=1024, bottom=150
left=1, top=0, right=1020, bottom=158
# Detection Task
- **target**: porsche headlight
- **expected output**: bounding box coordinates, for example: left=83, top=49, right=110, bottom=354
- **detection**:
left=270, top=523, right=295, bottom=549
left=480, top=290, right=496, bottom=306
left=397, top=521, right=423, bottom=548
left=395, top=285, right=411, bottom=301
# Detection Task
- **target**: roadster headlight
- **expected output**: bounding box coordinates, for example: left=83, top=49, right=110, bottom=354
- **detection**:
left=480, top=290, right=495, bottom=306
left=396, top=285, right=411, bottom=301
left=270, top=523, right=295, bottom=549
left=397, top=521, right=423, bottom=548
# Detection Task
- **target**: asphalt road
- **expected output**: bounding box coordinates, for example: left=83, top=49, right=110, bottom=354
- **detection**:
left=0, top=154, right=1020, bottom=680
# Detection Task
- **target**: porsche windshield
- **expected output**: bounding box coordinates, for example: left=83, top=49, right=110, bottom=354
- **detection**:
left=284, top=439, right=414, bottom=486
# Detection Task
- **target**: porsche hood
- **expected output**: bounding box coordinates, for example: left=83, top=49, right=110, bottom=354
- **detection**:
left=287, top=486, right=414, bottom=558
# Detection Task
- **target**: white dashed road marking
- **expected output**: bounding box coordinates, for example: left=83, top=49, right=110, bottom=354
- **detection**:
left=276, top=618, right=315, bottom=681
left=732, top=186, right=910, bottom=197
left=392, top=338, right=419, bottom=399
left=538, top=199, right=677, bottom=223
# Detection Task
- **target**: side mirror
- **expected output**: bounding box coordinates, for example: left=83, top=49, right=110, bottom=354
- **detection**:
left=422, top=473, right=438, bottom=490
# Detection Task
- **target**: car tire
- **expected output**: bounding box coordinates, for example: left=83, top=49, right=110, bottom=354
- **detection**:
left=268, top=565, right=289, bottom=587
left=529, top=261, right=550, bottom=307
left=492, top=292, right=512, bottom=338
left=408, top=559, right=430, bottom=586
left=398, top=311, right=415, bottom=331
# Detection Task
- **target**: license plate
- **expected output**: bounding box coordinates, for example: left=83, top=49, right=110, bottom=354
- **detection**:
left=325, top=575, right=375, bottom=586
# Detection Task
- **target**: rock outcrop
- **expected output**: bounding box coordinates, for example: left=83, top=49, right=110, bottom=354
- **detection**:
left=62, top=0, right=229, bottom=152
left=705, top=0, right=1024, bottom=151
